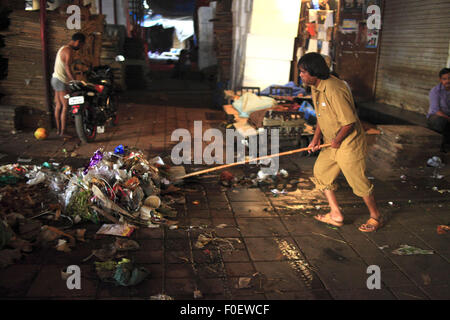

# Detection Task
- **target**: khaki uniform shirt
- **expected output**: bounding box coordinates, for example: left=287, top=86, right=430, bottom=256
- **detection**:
left=311, top=75, right=367, bottom=162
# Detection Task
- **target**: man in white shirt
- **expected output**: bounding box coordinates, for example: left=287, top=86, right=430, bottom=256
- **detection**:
left=51, top=32, right=85, bottom=138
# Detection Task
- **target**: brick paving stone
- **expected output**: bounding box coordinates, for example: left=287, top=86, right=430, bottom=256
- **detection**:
left=165, top=250, right=192, bottom=264
left=128, top=278, right=164, bottom=298
left=227, top=188, right=267, bottom=202
left=211, top=217, right=237, bottom=227
left=364, top=227, right=433, bottom=250
left=188, top=217, right=213, bottom=227
left=196, top=263, right=226, bottom=279
left=193, top=249, right=220, bottom=264
left=253, top=261, right=325, bottom=292
left=134, top=227, right=164, bottom=240
left=208, top=201, right=231, bottom=210
left=164, top=238, right=189, bottom=251
left=231, top=203, right=277, bottom=218
left=139, top=264, right=164, bottom=279
left=281, top=215, right=343, bottom=237
left=236, top=218, right=289, bottom=237
left=389, top=286, right=429, bottom=300
left=42, top=241, right=94, bottom=265
left=221, top=249, right=251, bottom=263
left=244, top=237, right=302, bottom=262
left=265, top=290, right=332, bottom=300
left=293, top=236, right=372, bottom=290
left=165, top=278, right=196, bottom=297
left=197, top=278, right=226, bottom=295
left=132, top=248, right=163, bottom=264
left=15, top=247, right=51, bottom=265
left=328, top=288, right=397, bottom=300
left=402, top=224, right=450, bottom=254
left=227, top=277, right=264, bottom=297
left=388, top=254, right=450, bottom=287
left=419, top=285, right=450, bottom=300
left=201, top=293, right=229, bottom=299
left=26, top=265, right=98, bottom=298
left=187, top=209, right=211, bottom=218
left=96, top=282, right=131, bottom=299
left=214, top=226, right=241, bottom=238
left=206, top=194, right=228, bottom=203
left=165, top=264, right=196, bottom=278
left=224, top=262, right=256, bottom=277
left=0, top=265, right=40, bottom=297
left=380, top=269, right=417, bottom=287
left=438, top=250, right=450, bottom=262
left=338, top=228, right=398, bottom=270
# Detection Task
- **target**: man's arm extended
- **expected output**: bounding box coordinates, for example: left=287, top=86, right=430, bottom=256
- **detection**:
left=308, top=122, right=323, bottom=153
left=331, top=123, right=354, bottom=148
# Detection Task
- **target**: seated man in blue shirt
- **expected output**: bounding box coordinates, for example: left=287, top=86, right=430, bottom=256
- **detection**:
left=427, top=68, right=450, bottom=152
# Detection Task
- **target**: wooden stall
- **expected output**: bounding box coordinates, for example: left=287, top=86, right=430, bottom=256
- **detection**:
left=0, top=4, right=104, bottom=129
left=212, top=0, right=232, bottom=82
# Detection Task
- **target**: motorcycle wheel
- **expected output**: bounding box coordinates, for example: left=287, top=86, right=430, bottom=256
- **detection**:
left=75, top=112, right=96, bottom=143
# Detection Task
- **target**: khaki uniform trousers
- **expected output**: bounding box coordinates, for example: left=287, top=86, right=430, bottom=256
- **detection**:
left=311, top=147, right=373, bottom=198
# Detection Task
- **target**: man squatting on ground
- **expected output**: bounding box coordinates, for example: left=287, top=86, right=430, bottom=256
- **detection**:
left=298, top=52, right=383, bottom=232
left=427, top=68, right=450, bottom=153
left=51, top=32, right=86, bottom=138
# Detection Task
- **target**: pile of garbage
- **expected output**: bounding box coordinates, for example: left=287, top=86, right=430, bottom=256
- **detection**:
left=0, top=146, right=181, bottom=271
left=219, top=167, right=297, bottom=194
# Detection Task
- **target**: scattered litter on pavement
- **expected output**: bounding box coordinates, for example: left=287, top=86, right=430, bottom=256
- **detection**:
left=392, top=244, right=434, bottom=255
left=150, top=294, right=174, bottom=300
left=431, top=187, right=450, bottom=194
left=195, top=232, right=241, bottom=251
left=0, top=146, right=186, bottom=273
left=278, top=169, right=289, bottom=178
left=236, top=277, right=252, bottom=289
left=236, top=272, right=266, bottom=290
left=193, top=290, right=203, bottom=299
left=94, top=258, right=149, bottom=286
left=270, top=189, right=287, bottom=196
left=55, top=239, right=71, bottom=252
left=427, top=156, right=444, bottom=168
left=437, top=225, right=450, bottom=235
left=96, top=224, right=135, bottom=237
left=378, top=245, right=389, bottom=250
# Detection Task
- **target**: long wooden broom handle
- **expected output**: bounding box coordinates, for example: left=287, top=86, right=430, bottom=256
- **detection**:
left=179, top=143, right=331, bottom=179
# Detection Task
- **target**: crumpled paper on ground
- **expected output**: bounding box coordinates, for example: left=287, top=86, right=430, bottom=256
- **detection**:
left=392, top=244, right=434, bottom=255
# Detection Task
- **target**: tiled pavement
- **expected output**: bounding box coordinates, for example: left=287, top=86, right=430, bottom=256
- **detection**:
left=0, top=97, right=449, bottom=300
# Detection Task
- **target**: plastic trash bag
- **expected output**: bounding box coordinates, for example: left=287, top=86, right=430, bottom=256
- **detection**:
left=26, top=171, right=46, bottom=185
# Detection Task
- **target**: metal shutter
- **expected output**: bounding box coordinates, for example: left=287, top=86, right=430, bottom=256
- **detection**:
left=375, top=0, right=450, bottom=115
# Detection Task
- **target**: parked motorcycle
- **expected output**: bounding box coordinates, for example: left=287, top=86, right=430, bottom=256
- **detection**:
left=65, top=65, right=118, bottom=143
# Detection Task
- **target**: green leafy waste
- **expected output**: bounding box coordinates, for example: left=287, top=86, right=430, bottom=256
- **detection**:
left=66, top=189, right=99, bottom=223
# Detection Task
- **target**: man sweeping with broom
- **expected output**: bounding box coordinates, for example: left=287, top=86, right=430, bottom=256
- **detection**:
left=298, top=53, right=383, bottom=232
